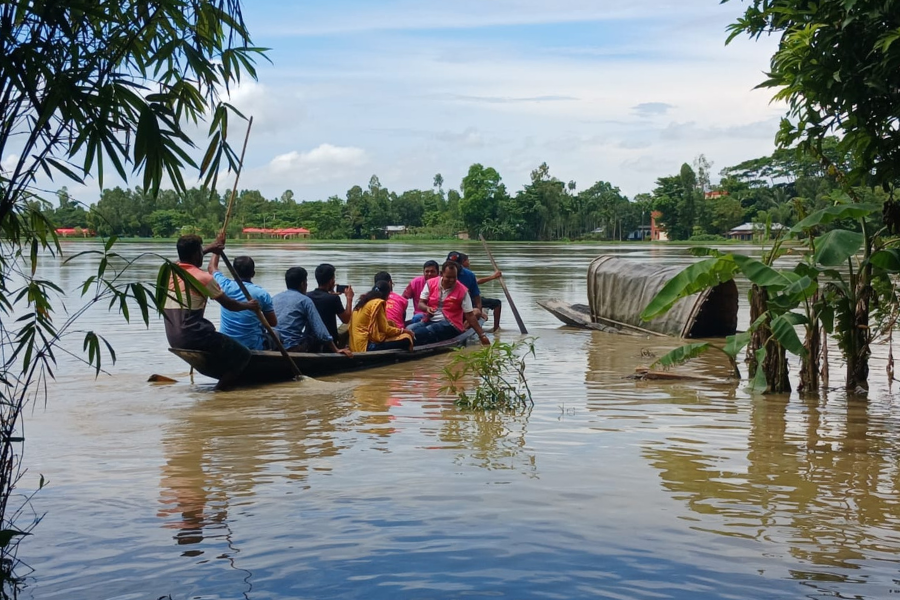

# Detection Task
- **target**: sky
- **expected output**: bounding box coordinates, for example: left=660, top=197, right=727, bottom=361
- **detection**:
left=17, top=0, right=787, bottom=206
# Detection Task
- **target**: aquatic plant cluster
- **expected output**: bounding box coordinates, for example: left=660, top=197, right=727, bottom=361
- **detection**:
left=441, top=339, right=536, bottom=411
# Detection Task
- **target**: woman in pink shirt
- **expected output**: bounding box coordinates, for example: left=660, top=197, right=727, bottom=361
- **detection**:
left=374, top=271, right=409, bottom=327
left=401, top=260, right=439, bottom=323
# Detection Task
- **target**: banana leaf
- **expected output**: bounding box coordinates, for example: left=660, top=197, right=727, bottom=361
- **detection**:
left=813, top=229, right=864, bottom=267
left=651, top=342, right=712, bottom=370
left=791, top=203, right=880, bottom=232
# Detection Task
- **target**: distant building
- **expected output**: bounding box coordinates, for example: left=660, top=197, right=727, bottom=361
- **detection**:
left=726, top=222, right=787, bottom=242
left=704, top=191, right=729, bottom=200
left=383, top=225, right=407, bottom=237
left=56, top=227, right=95, bottom=237
left=242, top=227, right=310, bottom=239
left=650, top=211, right=668, bottom=241
left=626, top=225, right=652, bottom=241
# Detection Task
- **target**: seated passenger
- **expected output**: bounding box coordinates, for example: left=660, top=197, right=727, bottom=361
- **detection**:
left=402, top=260, right=439, bottom=323
left=273, top=267, right=350, bottom=355
left=307, top=263, right=354, bottom=349
left=163, top=235, right=258, bottom=389
left=461, top=253, right=503, bottom=332
left=207, top=248, right=276, bottom=350
left=374, top=271, right=408, bottom=327
left=408, top=261, right=491, bottom=346
left=446, top=251, right=482, bottom=318
left=349, top=280, right=415, bottom=352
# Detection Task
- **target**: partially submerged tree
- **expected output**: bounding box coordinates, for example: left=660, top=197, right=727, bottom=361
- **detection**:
left=0, top=0, right=264, bottom=582
left=724, top=0, right=900, bottom=390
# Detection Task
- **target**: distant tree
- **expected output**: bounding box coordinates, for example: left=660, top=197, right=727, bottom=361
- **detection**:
left=460, top=164, right=507, bottom=238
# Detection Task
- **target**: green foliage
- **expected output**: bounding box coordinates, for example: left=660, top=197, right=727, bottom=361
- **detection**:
left=0, top=0, right=265, bottom=583
left=650, top=343, right=712, bottom=370
left=441, top=338, right=536, bottom=411
left=812, top=230, right=865, bottom=266
left=725, top=0, right=900, bottom=187
left=640, top=257, right=739, bottom=320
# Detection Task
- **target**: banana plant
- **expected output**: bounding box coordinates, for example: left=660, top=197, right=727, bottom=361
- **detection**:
left=642, top=195, right=894, bottom=394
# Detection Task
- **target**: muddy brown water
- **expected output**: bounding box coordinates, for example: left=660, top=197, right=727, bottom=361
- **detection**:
left=16, top=241, right=900, bottom=599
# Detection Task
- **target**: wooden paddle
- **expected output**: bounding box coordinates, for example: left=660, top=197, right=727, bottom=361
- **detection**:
left=479, top=234, right=527, bottom=334
left=217, top=117, right=304, bottom=380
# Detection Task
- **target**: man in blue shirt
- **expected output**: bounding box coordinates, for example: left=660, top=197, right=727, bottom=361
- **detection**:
left=447, top=251, right=481, bottom=316
left=273, top=267, right=351, bottom=355
left=207, top=251, right=277, bottom=350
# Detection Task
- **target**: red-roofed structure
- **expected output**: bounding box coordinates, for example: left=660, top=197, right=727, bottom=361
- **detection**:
left=56, top=228, right=95, bottom=237
left=242, top=227, right=310, bottom=239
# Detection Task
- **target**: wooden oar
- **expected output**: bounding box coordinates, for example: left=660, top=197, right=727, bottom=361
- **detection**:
left=217, top=117, right=304, bottom=380
left=479, top=234, right=527, bottom=334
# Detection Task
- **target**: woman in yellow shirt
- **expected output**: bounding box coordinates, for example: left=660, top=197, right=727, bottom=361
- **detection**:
left=349, top=280, right=415, bottom=352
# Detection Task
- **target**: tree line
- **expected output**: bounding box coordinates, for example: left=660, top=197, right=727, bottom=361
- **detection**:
left=46, top=138, right=889, bottom=242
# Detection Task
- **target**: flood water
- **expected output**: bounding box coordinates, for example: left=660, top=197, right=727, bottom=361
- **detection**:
left=16, top=240, right=900, bottom=599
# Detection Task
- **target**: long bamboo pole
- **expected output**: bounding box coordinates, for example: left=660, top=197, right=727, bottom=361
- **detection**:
left=217, top=117, right=304, bottom=380
left=479, top=234, right=527, bottom=334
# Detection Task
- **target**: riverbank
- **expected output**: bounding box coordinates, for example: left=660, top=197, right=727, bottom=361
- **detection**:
left=57, top=236, right=790, bottom=247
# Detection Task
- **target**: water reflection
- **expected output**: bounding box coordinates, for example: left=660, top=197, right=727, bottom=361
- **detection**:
left=439, top=407, right=536, bottom=475
left=157, top=387, right=353, bottom=551
left=644, top=391, right=900, bottom=595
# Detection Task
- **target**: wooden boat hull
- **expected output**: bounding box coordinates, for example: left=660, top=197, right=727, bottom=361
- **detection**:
left=537, top=299, right=646, bottom=336
left=169, top=326, right=478, bottom=384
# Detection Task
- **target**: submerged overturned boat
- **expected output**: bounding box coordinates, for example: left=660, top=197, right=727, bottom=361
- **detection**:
left=540, top=255, right=738, bottom=338
left=170, top=326, right=479, bottom=385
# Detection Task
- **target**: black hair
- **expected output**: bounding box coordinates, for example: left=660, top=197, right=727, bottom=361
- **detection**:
left=285, top=266, right=308, bottom=291
left=176, top=235, right=203, bottom=262
left=373, top=271, right=392, bottom=285
left=354, top=280, right=391, bottom=311
left=315, top=263, right=336, bottom=286
left=423, top=260, right=439, bottom=271
left=440, top=260, right=459, bottom=274
left=233, top=256, right=255, bottom=280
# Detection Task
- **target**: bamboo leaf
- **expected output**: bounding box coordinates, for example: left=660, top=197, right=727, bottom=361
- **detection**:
left=0, top=529, right=30, bottom=548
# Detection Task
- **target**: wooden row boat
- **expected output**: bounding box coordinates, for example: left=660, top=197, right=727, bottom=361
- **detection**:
left=169, top=325, right=479, bottom=385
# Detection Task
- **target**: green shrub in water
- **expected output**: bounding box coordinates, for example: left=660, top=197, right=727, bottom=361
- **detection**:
left=441, top=338, right=536, bottom=411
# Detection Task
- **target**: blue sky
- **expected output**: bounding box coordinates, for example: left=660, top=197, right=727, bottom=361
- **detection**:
left=10, top=0, right=786, bottom=205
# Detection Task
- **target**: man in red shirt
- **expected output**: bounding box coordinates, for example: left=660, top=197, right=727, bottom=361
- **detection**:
left=163, top=235, right=259, bottom=389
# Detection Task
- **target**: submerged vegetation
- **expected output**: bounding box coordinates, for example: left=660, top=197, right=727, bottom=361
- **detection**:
left=441, top=339, right=536, bottom=412
left=644, top=0, right=900, bottom=395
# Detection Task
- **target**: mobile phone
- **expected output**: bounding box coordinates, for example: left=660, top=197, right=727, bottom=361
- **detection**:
left=336, top=284, right=348, bottom=293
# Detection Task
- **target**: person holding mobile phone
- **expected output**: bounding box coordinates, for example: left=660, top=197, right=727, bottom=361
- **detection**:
left=307, top=263, right=354, bottom=349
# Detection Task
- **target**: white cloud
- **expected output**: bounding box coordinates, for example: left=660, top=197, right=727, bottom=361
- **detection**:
left=1, top=154, right=19, bottom=175
left=196, top=1, right=790, bottom=199
left=237, top=144, right=369, bottom=195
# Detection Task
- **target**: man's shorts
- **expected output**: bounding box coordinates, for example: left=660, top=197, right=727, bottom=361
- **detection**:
left=482, top=297, right=501, bottom=310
